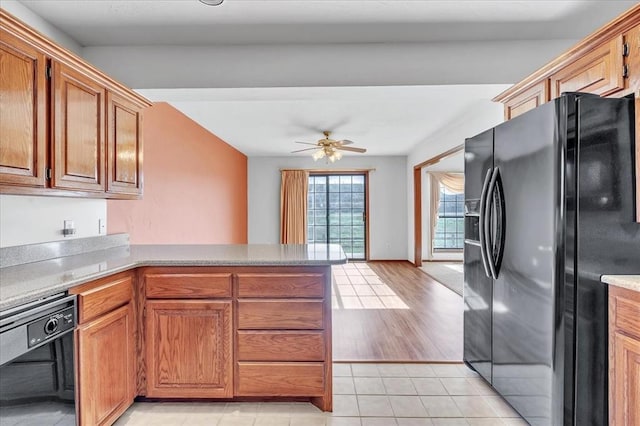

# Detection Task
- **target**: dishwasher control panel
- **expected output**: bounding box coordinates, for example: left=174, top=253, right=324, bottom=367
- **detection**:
left=26, top=306, right=75, bottom=348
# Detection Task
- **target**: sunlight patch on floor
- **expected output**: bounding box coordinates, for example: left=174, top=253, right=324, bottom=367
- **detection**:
left=331, top=263, right=410, bottom=310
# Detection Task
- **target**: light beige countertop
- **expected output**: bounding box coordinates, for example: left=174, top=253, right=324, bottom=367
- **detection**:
left=601, top=275, right=640, bottom=293
left=0, top=242, right=347, bottom=311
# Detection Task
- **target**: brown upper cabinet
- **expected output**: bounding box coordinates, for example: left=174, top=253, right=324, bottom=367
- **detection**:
left=106, top=91, right=145, bottom=196
left=494, top=5, right=640, bottom=221
left=549, top=35, right=624, bottom=98
left=0, top=29, right=47, bottom=188
left=52, top=61, right=106, bottom=192
left=0, top=9, right=150, bottom=199
left=503, top=80, right=549, bottom=121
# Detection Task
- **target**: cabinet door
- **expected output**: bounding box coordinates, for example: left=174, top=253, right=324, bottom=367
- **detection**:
left=503, top=80, right=549, bottom=120
left=610, top=331, right=640, bottom=426
left=106, top=91, right=143, bottom=197
left=0, top=29, right=47, bottom=187
left=550, top=35, right=624, bottom=98
left=145, top=300, right=233, bottom=398
left=77, top=303, right=135, bottom=426
left=52, top=61, right=105, bottom=192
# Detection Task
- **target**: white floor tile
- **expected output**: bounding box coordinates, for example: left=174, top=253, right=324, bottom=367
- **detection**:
left=351, top=364, right=380, bottom=377
left=334, top=377, right=357, bottom=394
left=333, top=364, right=353, bottom=377
left=354, top=377, right=386, bottom=395
left=383, top=378, right=418, bottom=395
left=451, top=396, right=498, bottom=418
left=389, top=395, right=428, bottom=417
left=357, top=395, right=394, bottom=417
left=332, top=395, right=360, bottom=417
left=420, top=396, right=463, bottom=417
left=396, top=418, right=434, bottom=426
left=361, top=418, right=398, bottom=426
left=376, top=364, right=409, bottom=377
left=411, top=378, right=448, bottom=396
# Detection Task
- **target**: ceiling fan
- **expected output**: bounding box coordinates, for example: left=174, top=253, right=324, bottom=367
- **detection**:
left=291, top=131, right=367, bottom=162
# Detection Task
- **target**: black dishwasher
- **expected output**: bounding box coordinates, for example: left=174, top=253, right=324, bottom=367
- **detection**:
left=0, top=293, right=76, bottom=426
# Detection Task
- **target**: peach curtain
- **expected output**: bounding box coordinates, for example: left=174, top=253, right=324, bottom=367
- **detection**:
left=428, top=172, right=464, bottom=254
left=280, top=170, right=309, bottom=244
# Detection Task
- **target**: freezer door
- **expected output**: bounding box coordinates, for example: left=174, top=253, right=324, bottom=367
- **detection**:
left=492, top=99, right=564, bottom=426
left=463, top=129, right=494, bottom=383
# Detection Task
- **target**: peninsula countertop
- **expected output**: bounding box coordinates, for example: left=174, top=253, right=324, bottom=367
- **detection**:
left=601, top=275, right=640, bottom=293
left=0, top=243, right=347, bottom=311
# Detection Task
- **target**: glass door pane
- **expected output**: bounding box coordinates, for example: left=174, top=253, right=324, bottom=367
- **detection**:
left=307, top=174, right=367, bottom=260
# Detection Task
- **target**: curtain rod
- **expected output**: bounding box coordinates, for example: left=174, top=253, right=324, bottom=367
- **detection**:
left=280, top=168, right=376, bottom=172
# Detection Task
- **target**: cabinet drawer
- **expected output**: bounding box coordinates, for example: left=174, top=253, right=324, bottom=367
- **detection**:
left=145, top=273, right=232, bottom=298
left=611, top=287, right=640, bottom=339
left=237, top=362, right=324, bottom=396
left=72, top=274, right=133, bottom=323
left=237, top=300, right=324, bottom=329
left=237, top=331, right=325, bottom=361
left=237, top=273, right=325, bottom=298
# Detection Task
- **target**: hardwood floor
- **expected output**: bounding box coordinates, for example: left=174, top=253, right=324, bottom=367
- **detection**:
left=332, top=261, right=463, bottom=362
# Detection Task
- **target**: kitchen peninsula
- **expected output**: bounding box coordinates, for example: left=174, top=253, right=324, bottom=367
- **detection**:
left=0, top=235, right=346, bottom=425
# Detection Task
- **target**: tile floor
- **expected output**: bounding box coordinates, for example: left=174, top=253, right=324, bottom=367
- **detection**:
left=114, top=363, right=527, bottom=426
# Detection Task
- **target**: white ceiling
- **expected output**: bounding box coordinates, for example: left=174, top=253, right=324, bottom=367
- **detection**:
left=11, top=0, right=634, bottom=158
left=137, top=85, right=509, bottom=156
left=18, top=1, right=636, bottom=45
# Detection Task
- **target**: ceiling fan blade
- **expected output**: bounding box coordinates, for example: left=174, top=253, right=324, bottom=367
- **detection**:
left=291, top=147, right=319, bottom=153
left=336, top=139, right=354, bottom=146
left=337, top=146, right=367, bottom=153
left=295, top=141, right=318, bottom=146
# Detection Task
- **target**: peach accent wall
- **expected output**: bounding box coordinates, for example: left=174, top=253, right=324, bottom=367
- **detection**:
left=107, top=102, right=247, bottom=244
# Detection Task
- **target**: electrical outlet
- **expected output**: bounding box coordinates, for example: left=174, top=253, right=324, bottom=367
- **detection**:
left=98, top=219, right=106, bottom=234
left=63, top=220, right=76, bottom=237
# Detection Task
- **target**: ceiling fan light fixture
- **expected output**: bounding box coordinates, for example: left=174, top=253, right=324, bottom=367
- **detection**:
left=312, top=149, right=326, bottom=161
left=329, top=150, right=342, bottom=162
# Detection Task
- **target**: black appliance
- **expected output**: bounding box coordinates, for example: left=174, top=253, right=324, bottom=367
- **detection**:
left=0, top=293, right=77, bottom=426
left=463, top=93, right=639, bottom=425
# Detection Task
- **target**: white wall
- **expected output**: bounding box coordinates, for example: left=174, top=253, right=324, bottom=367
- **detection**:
left=407, top=99, right=505, bottom=263
left=248, top=156, right=407, bottom=260
left=0, top=3, right=109, bottom=248
left=1, top=1, right=83, bottom=54
left=0, top=195, right=107, bottom=247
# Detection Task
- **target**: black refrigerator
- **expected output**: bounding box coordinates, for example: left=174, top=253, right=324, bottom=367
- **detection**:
left=463, top=92, right=639, bottom=426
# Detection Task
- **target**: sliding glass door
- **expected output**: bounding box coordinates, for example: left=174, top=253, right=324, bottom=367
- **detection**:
left=307, top=174, right=367, bottom=260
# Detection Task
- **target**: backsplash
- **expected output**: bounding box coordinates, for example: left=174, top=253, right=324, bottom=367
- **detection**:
left=0, top=195, right=107, bottom=248
left=0, top=233, right=129, bottom=268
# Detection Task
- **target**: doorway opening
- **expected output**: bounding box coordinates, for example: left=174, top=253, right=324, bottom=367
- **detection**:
left=307, top=172, right=368, bottom=260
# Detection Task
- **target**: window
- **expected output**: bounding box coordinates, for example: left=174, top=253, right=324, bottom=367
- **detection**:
left=307, top=174, right=367, bottom=260
left=433, top=184, right=464, bottom=251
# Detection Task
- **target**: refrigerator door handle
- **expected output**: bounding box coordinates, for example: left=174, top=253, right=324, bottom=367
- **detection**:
left=489, top=168, right=506, bottom=278
left=478, top=168, right=493, bottom=278
left=484, top=167, right=500, bottom=279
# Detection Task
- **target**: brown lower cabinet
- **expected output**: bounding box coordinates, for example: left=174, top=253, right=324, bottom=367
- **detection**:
left=72, top=273, right=136, bottom=426
left=145, top=299, right=233, bottom=398
left=609, top=286, right=640, bottom=426
left=71, top=266, right=332, bottom=425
